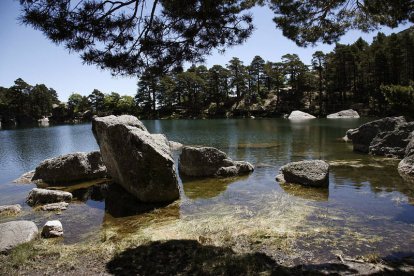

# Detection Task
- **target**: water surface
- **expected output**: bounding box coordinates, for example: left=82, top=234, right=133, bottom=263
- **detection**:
left=1, top=119, right=413, bottom=264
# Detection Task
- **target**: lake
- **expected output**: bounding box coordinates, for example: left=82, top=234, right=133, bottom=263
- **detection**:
left=1, top=119, right=413, bottom=265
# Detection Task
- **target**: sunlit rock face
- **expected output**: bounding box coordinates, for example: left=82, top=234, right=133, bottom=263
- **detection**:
left=26, top=188, right=73, bottom=206
left=277, top=160, right=329, bottom=187
left=178, top=146, right=254, bottom=177
left=32, top=151, right=107, bottom=184
left=0, top=221, right=38, bottom=253
left=327, top=109, right=360, bottom=119
left=92, top=115, right=179, bottom=203
left=288, top=110, right=316, bottom=120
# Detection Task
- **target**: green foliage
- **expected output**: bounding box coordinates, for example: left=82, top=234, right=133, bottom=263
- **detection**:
left=380, top=84, right=414, bottom=116
left=20, top=0, right=413, bottom=76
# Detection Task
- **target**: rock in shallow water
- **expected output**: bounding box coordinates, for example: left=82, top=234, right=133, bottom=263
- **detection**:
left=26, top=188, right=73, bottom=206
left=288, top=110, right=316, bottom=120
left=347, top=116, right=406, bottom=153
left=40, top=202, right=69, bottom=211
left=277, top=160, right=329, bottom=187
left=92, top=115, right=179, bottom=203
left=0, top=204, right=22, bottom=216
left=32, top=151, right=107, bottom=184
left=398, top=134, right=414, bottom=180
left=41, top=220, right=63, bottom=238
left=179, top=146, right=254, bottom=177
left=0, top=221, right=38, bottom=253
left=327, top=109, right=359, bottom=119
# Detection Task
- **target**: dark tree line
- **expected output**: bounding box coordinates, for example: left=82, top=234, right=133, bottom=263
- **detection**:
left=0, top=79, right=137, bottom=126
left=135, top=28, right=414, bottom=118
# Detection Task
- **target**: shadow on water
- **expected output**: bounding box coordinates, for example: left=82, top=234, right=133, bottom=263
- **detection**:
left=181, top=175, right=249, bottom=200
left=279, top=183, right=329, bottom=202
left=105, top=239, right=363, bottom=276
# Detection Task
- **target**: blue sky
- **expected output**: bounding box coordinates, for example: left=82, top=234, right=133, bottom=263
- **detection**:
left=0, top=1, right=412, bottom=101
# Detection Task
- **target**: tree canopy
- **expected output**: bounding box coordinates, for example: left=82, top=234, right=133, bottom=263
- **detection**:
left=19, top=0, right=414, bottom=76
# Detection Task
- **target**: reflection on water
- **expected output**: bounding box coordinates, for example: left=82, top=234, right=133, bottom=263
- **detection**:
left=1, top=119, right=414, bottom=262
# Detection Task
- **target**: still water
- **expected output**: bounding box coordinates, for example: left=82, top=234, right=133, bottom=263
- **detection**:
left=0, top=119, right=413, bottom=264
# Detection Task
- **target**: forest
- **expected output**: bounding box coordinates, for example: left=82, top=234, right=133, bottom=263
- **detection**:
left=1, top=27, right=414, bottom=125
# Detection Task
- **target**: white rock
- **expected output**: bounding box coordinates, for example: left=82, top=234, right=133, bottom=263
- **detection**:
left=288, top=111, right=316, bottom=120
left=41, top=220, right=63, bottom=238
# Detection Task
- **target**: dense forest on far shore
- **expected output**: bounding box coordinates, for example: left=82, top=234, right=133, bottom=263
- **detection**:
left=1, top=28, right=414, bottom=127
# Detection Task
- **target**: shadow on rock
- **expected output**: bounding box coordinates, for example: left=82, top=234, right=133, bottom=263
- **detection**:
left=106, top=240, right=360, bottom=276
left=181, top=175, right=249, bottom=200
left=280, top=183, right=329, bottom=202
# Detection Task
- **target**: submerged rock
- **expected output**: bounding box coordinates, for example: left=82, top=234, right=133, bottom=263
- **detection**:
left=26, top=188, right=72, bottom=206
left=41, top=220, right=63, bottom=238
left=32, top=151, right=107, bottom=184
left=179, top=146, right=254, bottom=177
left=40, top=202, right=69, bottom=211
left=0, top=221, right=38, bottom=253
left=13, top=170, right=35, bottom=184
left=0, top=204, right=22, bottom=216
left=288, top=110, right=316, bottom=120
left=347, top=116, right=406, bottom=153
left=277, top=160, right=329, bottom=187
left=92, top=115, right=179, bottom=203
left=369, top=122, right=414, bottom=158
left=327, top=109, right=360, bottom=119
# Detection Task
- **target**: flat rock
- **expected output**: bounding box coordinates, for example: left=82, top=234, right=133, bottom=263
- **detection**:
left=26, top=188, right=73, bottom=206
left=179, top=146, right=254, bottom=177
left=0, top=221, right=38, bottom=253
left=41, top=220, right=63, bottom=238
left=327, top=109, right=360, bottom=119
left=0, top=204, right=22, bottom=216
left=40, top=202, right=69, bottom=211
left=288, top=110, right=316, bottom=120
left=347, top=116, right=406, bottom=153
left=278, top=160, right=329, bottom=187
left=32, top=151, right=107, bottom=184
left=92, top=115, right=179, bottom=203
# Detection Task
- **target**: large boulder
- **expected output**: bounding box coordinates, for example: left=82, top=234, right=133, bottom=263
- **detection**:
left=32, top=151, right=107, bottom=184
left=277, top=160, right=329, bottom=187
left=288, top=110, right=316, bottom=120
left=369, top=122, right=414, bottom=158
left=347, top=116, right=406, bottom=153
left=327, top=109, right=360, bottom=119
left=179, top=146, right=254, bottom=177
left=0, top=221, right=38, bottom=253
left=26, top=188, right=73, bottom=206
left=92, top=115, right=179, bottom=203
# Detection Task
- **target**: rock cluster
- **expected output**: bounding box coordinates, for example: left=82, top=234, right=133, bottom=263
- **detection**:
left=287, top=110, right=316, bottom=120
left=92, top=115, right=179, bottom=203
left=0, top=221, right=38, bottom=253
left=32, top=151, right=107, bottom=184
left=346, top=116, right=407, bottom=154
left=276, top=160, right=330, bottom=187
left=178, top=146, right=254, bottom=177
left=327, top=109, right=360, bottom=119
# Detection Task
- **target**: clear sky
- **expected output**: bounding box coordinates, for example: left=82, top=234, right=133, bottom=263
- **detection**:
left=0, top=0, right=412, bottom=101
